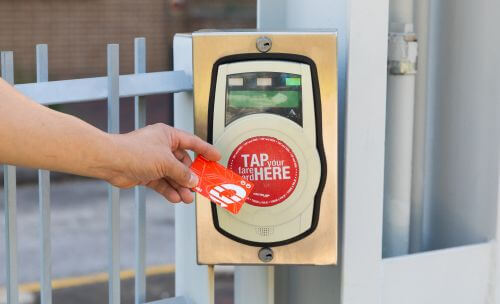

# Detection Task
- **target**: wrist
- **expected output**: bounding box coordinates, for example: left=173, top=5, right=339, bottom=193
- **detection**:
left=95, top=132, right=131, bottom=183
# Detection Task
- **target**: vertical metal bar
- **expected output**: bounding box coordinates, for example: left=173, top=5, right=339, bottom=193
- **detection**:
left=383, top=3, right=416, bottom=258
left=256, top=0, right=287, bottom=29
left=134, top=37, right=147, bottom=304
left=235, top=266, right=274, bottom=304
left=409, top=0, right=430, bottom=254
left=36, top=44, right=53, bottom=304
left=494, top=159, right=500, bottom=303
left=1, top=51, right=19, bottom=304
left=107, top=44, right=121, bottom=304
left=173, top=35, right=215, bottom=304
left=340, top=0, right=389, bottom=302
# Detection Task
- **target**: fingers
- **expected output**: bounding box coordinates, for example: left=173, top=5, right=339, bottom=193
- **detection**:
left=173, top=149, right=192, bottom=167
left=165, top=177, right=195, bottom=203
left=146, top=178, right=194, bottom=204
left=173, top=128, right=221, bottom=161
left=165, top=153, right=199, bottom=188
left=146, top=179, right=181, bottom=203
left=158, top=149, right=196, bottom=201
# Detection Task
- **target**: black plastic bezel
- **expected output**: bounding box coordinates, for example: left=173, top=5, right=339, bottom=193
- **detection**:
left=207, top=53, right=327, bottom=247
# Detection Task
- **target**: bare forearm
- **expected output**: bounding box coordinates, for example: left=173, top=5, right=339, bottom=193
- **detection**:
left=0, top=77, right=220, bottom=202
left=0, top=78, right=122, bottom=180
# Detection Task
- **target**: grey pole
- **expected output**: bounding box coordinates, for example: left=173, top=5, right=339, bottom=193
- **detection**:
left=134, top=37, right=148, bottom=304
left=107, top=44, right=121, bottom=304
left=1, top=50, right=19, bottom=304
left=36, top=43, right=53, bottom=304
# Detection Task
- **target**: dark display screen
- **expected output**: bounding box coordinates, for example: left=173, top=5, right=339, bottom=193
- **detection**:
left=225, top=72, right=302, bottom=126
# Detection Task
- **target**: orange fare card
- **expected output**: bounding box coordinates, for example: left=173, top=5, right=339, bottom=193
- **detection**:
left=190, top=155, right=254, bottom=214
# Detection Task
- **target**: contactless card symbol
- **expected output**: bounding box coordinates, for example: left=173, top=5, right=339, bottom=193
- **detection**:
left=190, top=155, right=254, bottom=214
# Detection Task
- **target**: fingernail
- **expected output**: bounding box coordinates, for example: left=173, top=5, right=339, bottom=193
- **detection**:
left=189, top=173, right=199, bottom=188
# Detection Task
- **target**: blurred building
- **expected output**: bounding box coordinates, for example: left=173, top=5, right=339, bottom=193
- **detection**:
left=0, top=0, right=256, bottom=182
left=0, top=0, right=255, bottom=82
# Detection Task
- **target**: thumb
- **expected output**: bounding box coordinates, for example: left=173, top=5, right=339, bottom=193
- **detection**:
left=166, top=156, right=199, bottom=188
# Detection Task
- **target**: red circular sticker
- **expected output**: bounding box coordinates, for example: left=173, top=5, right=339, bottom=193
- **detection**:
left=227, top=136, right=299, bottom=207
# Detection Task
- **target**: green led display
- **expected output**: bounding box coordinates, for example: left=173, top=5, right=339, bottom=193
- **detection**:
left=228, top=91, right=300, bottom=108
left=286, top=77, right=301, bottom=86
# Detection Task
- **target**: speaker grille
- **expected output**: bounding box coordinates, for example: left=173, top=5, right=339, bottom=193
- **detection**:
left=255, top=226, right=274, bottom=237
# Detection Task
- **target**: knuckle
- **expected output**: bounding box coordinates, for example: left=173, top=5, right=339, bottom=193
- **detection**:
left=155, top=163, right=168, bottom=179
left=154, top=123, right=169, bottom=133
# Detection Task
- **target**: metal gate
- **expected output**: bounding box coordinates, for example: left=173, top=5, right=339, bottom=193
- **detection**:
left=1, top=38, right=193, bottom=304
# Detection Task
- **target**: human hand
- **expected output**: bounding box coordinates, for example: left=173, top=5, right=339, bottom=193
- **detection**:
left=106, top=123, right=220, bottom=203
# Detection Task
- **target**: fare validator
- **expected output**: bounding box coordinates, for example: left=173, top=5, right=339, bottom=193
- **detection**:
left=190, top=30, right=338, bottom=265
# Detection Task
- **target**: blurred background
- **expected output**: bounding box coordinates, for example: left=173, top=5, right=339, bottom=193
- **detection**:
left=0, top=0, right=255, bottom=149
left=0, top=0, right=255, bottom=303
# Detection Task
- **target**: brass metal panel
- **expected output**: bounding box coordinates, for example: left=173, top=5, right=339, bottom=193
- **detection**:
left=193, top=31, right=338, bottom=265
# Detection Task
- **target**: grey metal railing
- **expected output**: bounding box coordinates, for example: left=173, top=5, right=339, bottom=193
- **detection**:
left=1, top=38, right=192, bottom=304
left=134, top=37, right=148, bottom=304
left=36, top=43, right=52, bottom=304
left=2, top=50, right=19, bottom=304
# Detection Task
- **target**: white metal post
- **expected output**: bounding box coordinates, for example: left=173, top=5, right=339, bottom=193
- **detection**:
left=256, top=0, right=287, bottom=29
left=173, top=34, right=215, bottom=304
left=275, top=266, right=342, bottom=304
left=341, top=0, right=389, bottom=302
left=234, top=266, right=274, bottom=304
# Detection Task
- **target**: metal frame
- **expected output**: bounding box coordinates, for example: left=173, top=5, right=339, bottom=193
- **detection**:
left=13, top=71, right=191, bottom=106
left=1, top=38, right=191, bottom=304
left=191, top=31, right=338, bottom=266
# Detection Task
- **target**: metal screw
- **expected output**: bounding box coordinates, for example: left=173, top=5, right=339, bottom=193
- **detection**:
left=258, top=247, right=274, bottom=262
left=256, top=36, right=272, bottom=53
